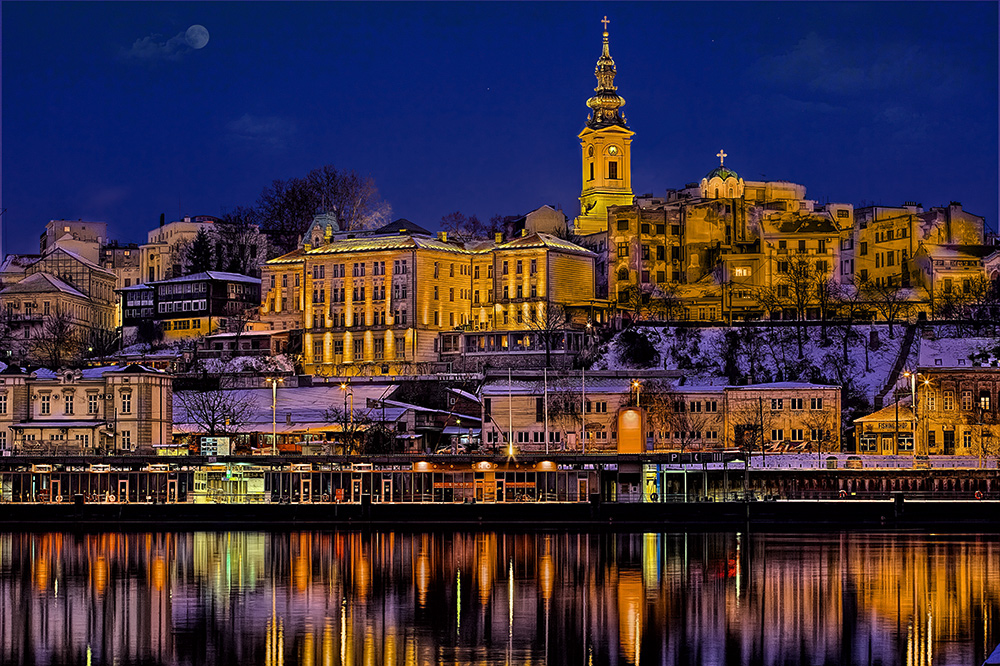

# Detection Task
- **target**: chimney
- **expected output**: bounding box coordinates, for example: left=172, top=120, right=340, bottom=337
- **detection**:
left=438, top=231, right=448, bottom=243
left=494, top=232, right=503, bottom=244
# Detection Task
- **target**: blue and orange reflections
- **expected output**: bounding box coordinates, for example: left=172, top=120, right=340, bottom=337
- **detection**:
left=0, top=531, right=998, bottom=665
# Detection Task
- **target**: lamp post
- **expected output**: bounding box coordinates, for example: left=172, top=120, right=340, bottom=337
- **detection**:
left=632, top=380, right=642, bottom=408
left=340, top=382, right=354, bottom=454
left=266, top=377, right=283, bottom=455
left=902, top=370, right=932, bottom=463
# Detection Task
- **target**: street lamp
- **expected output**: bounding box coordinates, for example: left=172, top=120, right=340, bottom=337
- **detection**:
left=902, top=370, right=932, bottom=462
left=265, top=377, right=283, bottom=455
left=340, top=382, right=354, bottom=454
left=632, top=380, right=642, bottom=408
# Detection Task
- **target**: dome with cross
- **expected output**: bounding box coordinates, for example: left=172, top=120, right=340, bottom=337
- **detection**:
left=700, top=149, right=744, bottom=199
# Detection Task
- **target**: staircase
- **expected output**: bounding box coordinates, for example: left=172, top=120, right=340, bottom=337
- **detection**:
left=874, top=323, right=918, bottom=410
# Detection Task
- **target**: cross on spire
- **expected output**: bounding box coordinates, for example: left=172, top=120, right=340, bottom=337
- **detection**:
left=717, top=149, right=727, bottom=166
left=601, top=16, right=610, bottom=32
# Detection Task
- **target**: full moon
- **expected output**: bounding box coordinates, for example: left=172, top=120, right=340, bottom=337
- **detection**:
left=185, top=24, right=209, bottom=49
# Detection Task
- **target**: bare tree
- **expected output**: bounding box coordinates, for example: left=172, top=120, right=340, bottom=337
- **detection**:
left=643, top=383, right=713, bottom=453
left=524, top=302, right=573, bottom=369
left=214, top=206, right=269, bottom=276
left=781, top=257, right=816, bottom=358
left=257, top=165, right=392, bottom=255
left=859, top=276, right=912, bottom=338
left=175, top=382, right=255, bottom=438
left=440, top=211, right=487, bottom=242
left=727, top=393, right=776, bottom=459
left=31, top=310, right=81, bottom=368
left=812, top=270, right=842, bottom=343
left=802, top=408, right=839, bottom=466
left=85, top=327, right=119, bottom=360
left=166, top=238, right=192, bottom=279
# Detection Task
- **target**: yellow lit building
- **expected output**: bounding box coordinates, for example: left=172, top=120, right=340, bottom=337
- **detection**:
left=260, top=216, right=597, bottom=375
left=573, top=19, right=634, bottom=236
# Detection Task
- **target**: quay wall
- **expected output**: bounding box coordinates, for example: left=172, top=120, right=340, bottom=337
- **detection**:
left=0, top=498, right=998, bottom=531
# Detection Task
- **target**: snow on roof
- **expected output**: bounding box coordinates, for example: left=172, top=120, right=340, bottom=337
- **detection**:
left=173, top=384, right=400, bottom=430
left=730, top=382, right=839, bottom=391
left=152, top=271, right=260, bottom=285
left=0, top=254, right=40, bottom=273
left=0, top=272, right=88, bottom=299
left=481, top=378, right=635, bottom=396
left=918, top=337, right=998, bottom=369
left=447, top=387, right=480, bottom=403
left=854, top=400, right=914, bottom=423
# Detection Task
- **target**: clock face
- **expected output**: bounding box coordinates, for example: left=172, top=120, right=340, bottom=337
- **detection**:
left=608, top=145, right=619, bottom=155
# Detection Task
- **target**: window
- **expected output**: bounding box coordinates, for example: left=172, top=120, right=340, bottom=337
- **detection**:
left=40, top=395, right=51, bottom=416
left=449, top=288, right=454, bottom=302
left=616, top=242, right=629, bottom=258
left=962, top=391, right=973, bottom=411
left=860, top=242, right=868, bottom=256
left=777, top=261, right=789, bottom=273
left=771, top=398, right=783, bottom=410
left=121, top=430, right=131, bottom=449
left=530, top=259, right=537, bottom=275
left=516, top=260, right=523, bottom=274
left=0, top=394, right=5, bottom=414
left=608, top=161, right=618, bottom=179
left=810, top=397, right=823, bottom=410
left=771, top=429, right=784, bottom=442
left=450, top=263, right=455, bottom=277
left=353, top=339, right=364, bottom=358
left=943, top=391, right=954, bottom=411
left=64, top=394, right=74, bottom=415
left=791, top=429, right=803, bottom=441
left=433, top=286, right=439, bottom=300
left=705, top=401, right=717, bottom=412
left=790, top=398, right=803, bottom=410
left=981, top=390, right=992, bottom=411
left=121, top=392, right=132, bottom=414
left=963, top=430, right=973, bottom=449
left=926, top=392, right=936, bottom=412
left=689, top=401, right=702, bottom=413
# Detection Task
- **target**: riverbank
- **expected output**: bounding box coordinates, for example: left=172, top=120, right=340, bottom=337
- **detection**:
left=3, top=497, right=999, bottom=531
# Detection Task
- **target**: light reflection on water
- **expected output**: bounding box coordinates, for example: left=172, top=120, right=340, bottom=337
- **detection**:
left=0, top=531, right=997, bottom=665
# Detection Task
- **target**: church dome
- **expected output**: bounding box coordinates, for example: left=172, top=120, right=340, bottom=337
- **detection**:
left=705, top=165, right=739, bottom=181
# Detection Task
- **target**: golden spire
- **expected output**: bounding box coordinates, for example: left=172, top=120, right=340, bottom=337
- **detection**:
left=586, top=16, right=627, bottom=129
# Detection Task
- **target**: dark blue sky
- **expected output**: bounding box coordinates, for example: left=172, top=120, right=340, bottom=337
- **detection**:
left=2, top=2, right=997, bottom=254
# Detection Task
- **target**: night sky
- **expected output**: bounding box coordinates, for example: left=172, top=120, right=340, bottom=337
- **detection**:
left=2, top=2, right=997, bottom=254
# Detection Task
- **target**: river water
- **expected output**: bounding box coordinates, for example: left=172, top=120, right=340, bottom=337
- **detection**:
left=0, top=530, right=996, bottom=665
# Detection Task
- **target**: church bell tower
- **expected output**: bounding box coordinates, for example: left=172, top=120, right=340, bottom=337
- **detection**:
left=574, top=17, right=635, bottom=236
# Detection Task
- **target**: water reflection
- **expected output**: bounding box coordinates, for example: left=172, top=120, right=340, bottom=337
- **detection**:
left=0, top=531, right=997, bottom=665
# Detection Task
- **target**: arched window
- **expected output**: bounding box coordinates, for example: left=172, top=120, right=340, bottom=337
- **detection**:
left=617, top=267, right=630, bottom=281
left=588, top=145, right=595, bottom=157
left=714, top=188, right=719, bottom=199
left=728, top=187, right=734, bottom=197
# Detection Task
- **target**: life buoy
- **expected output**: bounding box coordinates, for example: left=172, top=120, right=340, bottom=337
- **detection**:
left=54, top=495, right=63, bottom=503
left=975, top=490, right=983, bottom=500
left=838, top=490, right=847, bottom=499
left=322, top=493, right=330, bottom=503
left=108, top=494, right=116, bottom=503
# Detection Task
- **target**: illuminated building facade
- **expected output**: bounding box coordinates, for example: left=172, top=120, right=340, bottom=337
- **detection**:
left=0, top=246, right=117, bottom=354
left=480, top=374, right=841, bottom=454
left=857, top=337, right=1000, bottom=457
left=0, top=363, right=172, bottom=455
left=260, top=214, right=596, bottom=375
left=120, top=271, right=261, bottom=341
left=573, top=21, right=993, bottom=324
